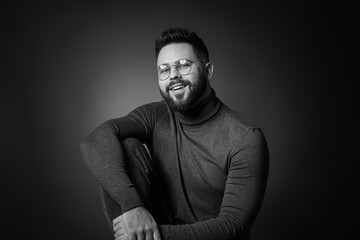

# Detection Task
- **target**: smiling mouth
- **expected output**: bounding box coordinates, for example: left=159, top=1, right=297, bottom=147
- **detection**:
left=171, top=85, right=186, bottom=91
left=169, top=82, right=188, bottom=91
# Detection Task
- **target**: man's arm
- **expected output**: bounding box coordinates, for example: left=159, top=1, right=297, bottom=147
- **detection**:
left=80, top=103, right=166, bottom=240
left=158, top=128, right=269, bottom=240
left=79, top=103, right=163, bottom=217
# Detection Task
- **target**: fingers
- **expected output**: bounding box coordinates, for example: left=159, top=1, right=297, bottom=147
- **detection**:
left=113, top=215, right=123, bottom=228
left=137, top=234, right=145, bottom=240
left=114, top=220, right=124, bottom=232
left=129, top=234, right=137, bottom=240
left=118, top=226, right=159, bottom=240
left=145, top=230, right=153, bottom=240
left=115, top=235, right=128, bottom=240
left=113, top=215, right=126, bottom=239
left=114, top=230, right=125, bottom=238
left=114, top=227, right=160, bottom=240
left=153, top=229, right=161, bottom=240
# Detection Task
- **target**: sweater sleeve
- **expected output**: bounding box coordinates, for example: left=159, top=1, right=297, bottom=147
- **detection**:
left=159, top=128, right=269, bottom=240
left=79, top=103, right=161, bottom=214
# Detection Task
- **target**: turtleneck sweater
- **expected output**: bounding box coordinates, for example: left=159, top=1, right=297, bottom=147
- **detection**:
left=80, top=89, right=269, bottom=240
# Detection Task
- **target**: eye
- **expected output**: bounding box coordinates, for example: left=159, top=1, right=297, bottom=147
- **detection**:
left=178, top=59, right=191, bottom=68
left=158, top=64, right=169, bottom=73
left=179, top=59, right=187, bottom=65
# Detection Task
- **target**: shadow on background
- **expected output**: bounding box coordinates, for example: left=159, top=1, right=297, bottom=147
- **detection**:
left=4, top=1, right=356, bottom=239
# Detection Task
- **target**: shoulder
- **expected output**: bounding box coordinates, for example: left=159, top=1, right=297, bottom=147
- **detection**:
left=130, top=101, right=168, bottom=117
left=218, top=103, right=259, bottom=132
left=219, top=106, right=268, bottom=162
left=124, top=101, right=170, bottom=129
left=216, top=103, right=268, bottom=148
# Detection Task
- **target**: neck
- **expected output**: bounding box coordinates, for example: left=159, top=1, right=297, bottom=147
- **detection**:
left=191, top=83, right=212, bottom=110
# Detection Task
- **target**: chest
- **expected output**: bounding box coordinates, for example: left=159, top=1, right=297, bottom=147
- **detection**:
left=151, top=121, right=231, bottom=192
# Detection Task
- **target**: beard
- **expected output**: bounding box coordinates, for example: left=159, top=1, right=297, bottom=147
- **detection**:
left=160, top=76, right=207, bottom=114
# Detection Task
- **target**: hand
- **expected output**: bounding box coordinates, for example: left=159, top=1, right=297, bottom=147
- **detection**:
left=113, top=215, right=128, bottom=240
left=113, top=206, right=161, bottom=240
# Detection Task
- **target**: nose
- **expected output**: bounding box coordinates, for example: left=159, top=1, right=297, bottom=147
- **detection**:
left=169, top=66, right=181, bottom=80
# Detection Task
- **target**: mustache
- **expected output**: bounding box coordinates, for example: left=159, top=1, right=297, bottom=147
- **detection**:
left=167, top=79, right=192, bottom=91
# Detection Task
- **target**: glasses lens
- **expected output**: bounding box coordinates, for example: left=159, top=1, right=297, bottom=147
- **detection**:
left=157, top=60, right=193, bottom=80
left=177, top=60, right=192, bottom=75
left=178, top=65, right=191, bottom=75
left=158, top=65, right=170, bottom=80
left=158, top=71, right=169, bottom=80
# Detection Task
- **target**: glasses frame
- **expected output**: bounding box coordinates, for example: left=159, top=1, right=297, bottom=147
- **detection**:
left=155, top=58, right=204, bottom=81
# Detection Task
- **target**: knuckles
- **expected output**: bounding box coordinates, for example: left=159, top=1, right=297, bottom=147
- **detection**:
left=128, top=224, right=156, bottom=234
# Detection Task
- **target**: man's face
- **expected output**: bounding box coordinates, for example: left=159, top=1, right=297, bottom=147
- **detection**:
left=157, top=43, right=208, bottom=113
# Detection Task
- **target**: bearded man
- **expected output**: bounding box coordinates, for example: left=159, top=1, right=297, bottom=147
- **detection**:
left=80, top=27, right=269, bottom=240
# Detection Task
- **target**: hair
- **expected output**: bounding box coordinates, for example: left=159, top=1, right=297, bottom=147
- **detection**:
left=155, top=27, right=209, bottom=62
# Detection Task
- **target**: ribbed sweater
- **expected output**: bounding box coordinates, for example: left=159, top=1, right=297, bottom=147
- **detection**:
left=80, top=89, right=269, bottom=240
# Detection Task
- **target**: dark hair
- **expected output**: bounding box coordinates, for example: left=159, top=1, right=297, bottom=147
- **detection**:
left=155, top=27, right=209, bottom=62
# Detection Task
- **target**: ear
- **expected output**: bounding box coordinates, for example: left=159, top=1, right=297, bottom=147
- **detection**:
left=205, top=62, right=214, bottom=80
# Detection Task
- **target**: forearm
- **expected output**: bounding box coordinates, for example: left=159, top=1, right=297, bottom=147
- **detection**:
left=80, top=120, right=143, bottom=213
left=158, top=192, right=259, bottom=240
left=159, top=216, right=248, bottom=240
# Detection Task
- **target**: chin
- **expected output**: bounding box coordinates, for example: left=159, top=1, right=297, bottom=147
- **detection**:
left=160, top=76, right=208, bottom=113
left=165, top=96, right=193, bottom=113
left=161, top=89, right=202, bottom=114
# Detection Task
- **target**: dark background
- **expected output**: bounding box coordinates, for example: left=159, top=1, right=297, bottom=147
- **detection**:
left=4, top=1, right=356, bottom=239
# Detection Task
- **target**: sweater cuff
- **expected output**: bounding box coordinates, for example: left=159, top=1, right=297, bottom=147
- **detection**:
left=115, top=187, right=144, bottom=214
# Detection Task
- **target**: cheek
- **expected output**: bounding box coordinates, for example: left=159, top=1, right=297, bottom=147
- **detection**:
left=158, top=81, right=167, bottom=91
left=189, top=67, right=203, bottom=80
left=186, top=72, right=201, bottom=85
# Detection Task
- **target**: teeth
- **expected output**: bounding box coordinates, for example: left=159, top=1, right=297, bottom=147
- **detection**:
left=172, top=86, right=185, bottom=91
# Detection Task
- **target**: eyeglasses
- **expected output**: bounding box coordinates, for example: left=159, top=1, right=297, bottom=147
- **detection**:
left=155, top=58, right=202, bottom=81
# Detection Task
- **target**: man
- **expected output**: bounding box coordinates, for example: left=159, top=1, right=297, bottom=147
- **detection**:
left=80, top=27, right=269, bottom=240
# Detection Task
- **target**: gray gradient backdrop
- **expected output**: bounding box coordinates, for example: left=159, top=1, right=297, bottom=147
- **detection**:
left=5, top=1, right=356, bottom=240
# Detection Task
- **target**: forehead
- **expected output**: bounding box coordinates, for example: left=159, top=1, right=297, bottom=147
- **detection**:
left=157, top=43, right=197, bottom=65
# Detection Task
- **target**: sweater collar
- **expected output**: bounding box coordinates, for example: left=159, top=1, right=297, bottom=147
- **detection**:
left=174, top=88, right=222, bottom=126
